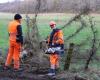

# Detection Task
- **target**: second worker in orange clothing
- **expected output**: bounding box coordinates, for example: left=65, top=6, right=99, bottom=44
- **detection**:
left=46, top=21, right=64, bottom=76
left=4, top=14, right=23, bottom=71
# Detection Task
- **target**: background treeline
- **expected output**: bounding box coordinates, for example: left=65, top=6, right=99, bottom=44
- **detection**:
left=0, top=0, right=100, bottom=13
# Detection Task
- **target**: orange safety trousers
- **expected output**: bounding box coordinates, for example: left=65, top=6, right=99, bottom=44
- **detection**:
left=50, top=54, right=59, bottom=69
left=5, top=40, right=21, bottom=69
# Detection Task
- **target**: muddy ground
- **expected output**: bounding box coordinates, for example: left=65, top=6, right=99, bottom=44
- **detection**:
left=0, top=66, right=50, bottom=80
left=0, top=65, right=77, bottom=80
left=0, top=66, right=100, bottom=80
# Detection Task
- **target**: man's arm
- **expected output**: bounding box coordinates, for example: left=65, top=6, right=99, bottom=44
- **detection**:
left=16, top=25, right=23, bottom=45
left=56, top=30, right=64, bottom=44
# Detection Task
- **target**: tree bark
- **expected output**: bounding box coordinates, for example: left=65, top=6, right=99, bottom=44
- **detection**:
left=64, top=43, right=74, bottom=70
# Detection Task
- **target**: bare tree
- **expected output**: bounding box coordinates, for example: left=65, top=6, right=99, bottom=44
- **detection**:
left=65, top=18, right=87, bottom=41
left=21, top=0, right=50, bottom=71
left=1, top=0, right=100, bottom=13
left=61, top=5, right=90, bottom=30
left=85, top=16, right=97, bottom=69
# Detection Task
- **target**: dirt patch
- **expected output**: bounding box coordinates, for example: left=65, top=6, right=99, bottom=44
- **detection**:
left=0, top=68, right=100, bottom=80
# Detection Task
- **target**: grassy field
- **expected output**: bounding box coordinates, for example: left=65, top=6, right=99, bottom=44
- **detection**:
left=0, top=13, right=100, bottom=70
left=0, top=13, right=100, bottom=53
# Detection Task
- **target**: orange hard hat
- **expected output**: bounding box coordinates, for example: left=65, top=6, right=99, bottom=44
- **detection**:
left=49, top=21, right=56, bottom=26
left=49, top=21, right=56, bottom=28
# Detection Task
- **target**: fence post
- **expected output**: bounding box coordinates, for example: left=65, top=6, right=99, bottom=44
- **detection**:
left=64, top=43, right=74, bottom=70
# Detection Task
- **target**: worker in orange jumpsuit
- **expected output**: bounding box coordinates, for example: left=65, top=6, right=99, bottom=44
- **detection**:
left=47, top=21, right=64, bottom=76
left=4, top=14, right=23, bottom=71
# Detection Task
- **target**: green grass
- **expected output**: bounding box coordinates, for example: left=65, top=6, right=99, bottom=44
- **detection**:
left=0, top=13, right=100, bottom=69
left=0, top=13, right=100, bottom=52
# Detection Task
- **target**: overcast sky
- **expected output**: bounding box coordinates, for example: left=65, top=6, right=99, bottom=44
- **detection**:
left=0, top=0, right=23, bottom=3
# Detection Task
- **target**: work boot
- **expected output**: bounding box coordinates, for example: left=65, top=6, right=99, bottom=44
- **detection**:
left=47, top=69, right=55, bottom=76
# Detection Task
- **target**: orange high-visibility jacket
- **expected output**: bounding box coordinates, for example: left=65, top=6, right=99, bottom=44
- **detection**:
left=8, top=20, right=20, bottom=41
left=48, top=29, right=64, bottom=47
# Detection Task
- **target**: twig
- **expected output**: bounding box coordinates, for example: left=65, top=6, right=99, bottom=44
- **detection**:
left=65, top=17, right=87, bottom=40
left=85, top=16, right=97, bottom=69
